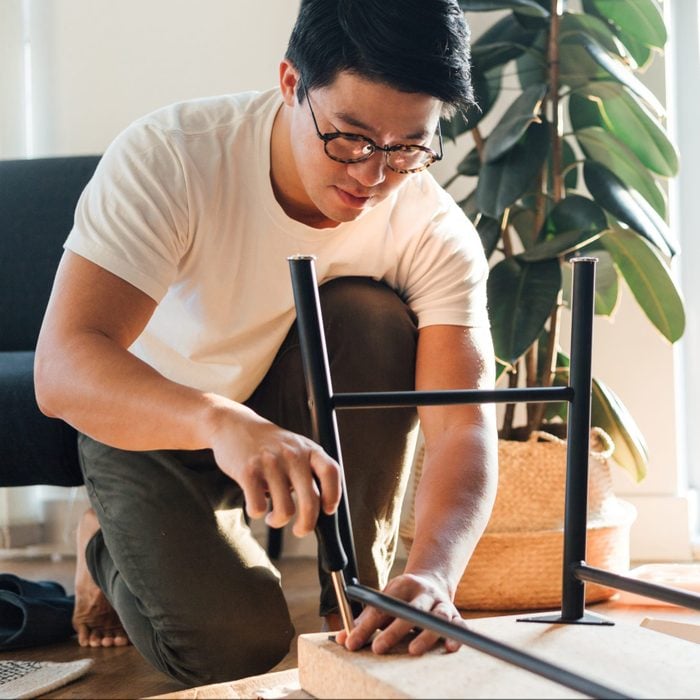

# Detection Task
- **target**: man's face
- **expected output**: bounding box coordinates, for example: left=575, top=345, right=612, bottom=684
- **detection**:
left=275, top=64, right=443, bottom=228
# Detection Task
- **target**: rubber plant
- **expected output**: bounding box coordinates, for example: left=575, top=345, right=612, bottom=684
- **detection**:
left=446, top=0, right=684, bottom=481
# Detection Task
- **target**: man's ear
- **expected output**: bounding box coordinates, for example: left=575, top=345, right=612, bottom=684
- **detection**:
left=279, top=60, right=300, bottom=106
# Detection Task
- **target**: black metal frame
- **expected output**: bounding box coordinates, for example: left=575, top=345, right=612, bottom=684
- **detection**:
left=288, top=254, right=700, bottom=697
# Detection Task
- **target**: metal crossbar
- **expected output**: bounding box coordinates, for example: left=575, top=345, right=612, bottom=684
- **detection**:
left=288, top=254, right=700, bottom=696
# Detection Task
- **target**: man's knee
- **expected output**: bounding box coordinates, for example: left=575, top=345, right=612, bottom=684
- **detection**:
left=319, top=277, right=418, bottom=391
left=152, top=586, right=294, bottom=686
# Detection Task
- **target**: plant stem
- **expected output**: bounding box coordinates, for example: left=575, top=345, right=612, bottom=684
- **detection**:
left=523, top=0, right=565, bottom=436
left=500, top=208, right=514, bottom=258
left=549, top=0, right=563, bottom=205
left=525, top=343, right=538, bottom=425
left=532, top=166, right=547, bottom=237
left=471, top=125, right=485, bottom=161
left=528, top=291, right=563, bottom=433
left=501, top=363, right=520, bottom=439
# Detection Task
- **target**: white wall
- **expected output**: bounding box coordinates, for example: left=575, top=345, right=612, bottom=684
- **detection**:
left=22, top=0, right=301, bottom=157
left=0, top=0, right=27, bottom=157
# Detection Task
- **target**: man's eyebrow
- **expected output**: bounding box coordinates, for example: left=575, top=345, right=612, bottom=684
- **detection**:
left=333, top=111, right=430, bottom=141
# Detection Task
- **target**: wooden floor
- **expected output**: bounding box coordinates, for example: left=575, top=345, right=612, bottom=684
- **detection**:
left=1, top=554, right=699, bottom=699
left=0, top=554, right=323, bottom=699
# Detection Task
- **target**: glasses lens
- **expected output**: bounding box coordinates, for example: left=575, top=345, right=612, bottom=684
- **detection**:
left=325, top=135, right=375, bottom=162
left=386, top=148, right=435, bottom=172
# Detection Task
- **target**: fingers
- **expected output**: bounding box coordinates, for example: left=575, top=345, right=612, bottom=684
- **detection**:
left=264, top=447, right=320, bottom=536
left=340, top=575, right=466, bottom=656
left=344, top=605, right=391, bottom=652
left=309, top=447, right=341, bottom=515
left=369, top=591, right=435, bottom=654
left=239, top=438, right=340, bottom=537
left=407, top=602, right=464, bottom=656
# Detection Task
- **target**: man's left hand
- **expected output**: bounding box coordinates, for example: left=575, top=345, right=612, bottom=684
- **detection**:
left=334, top=572, right=466, bottom=655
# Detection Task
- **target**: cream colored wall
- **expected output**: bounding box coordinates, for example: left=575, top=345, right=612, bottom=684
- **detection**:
left=0, top=0, right=26, bottom=158
left=24, top=0, right=301, bottom=157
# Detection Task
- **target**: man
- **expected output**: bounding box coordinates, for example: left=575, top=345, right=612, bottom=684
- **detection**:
left=34, top=0, right=498, bottom=686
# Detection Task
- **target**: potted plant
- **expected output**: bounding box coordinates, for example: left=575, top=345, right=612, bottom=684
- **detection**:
left=401, top=0, right=685, bottom=611
left=443, top=0, right=684, bottom=481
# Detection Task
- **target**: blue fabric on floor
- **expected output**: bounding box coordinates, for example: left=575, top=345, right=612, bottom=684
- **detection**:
left=0, top=575, right=75, bottom=651
left=0, top=574, right=67, bottom=600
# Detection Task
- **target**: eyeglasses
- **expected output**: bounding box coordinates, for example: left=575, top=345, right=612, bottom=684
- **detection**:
left=303, top=84, right=443, bottom=175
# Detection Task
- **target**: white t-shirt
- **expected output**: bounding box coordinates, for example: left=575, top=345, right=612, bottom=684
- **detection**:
left=65, top=88, right=489, bottom=402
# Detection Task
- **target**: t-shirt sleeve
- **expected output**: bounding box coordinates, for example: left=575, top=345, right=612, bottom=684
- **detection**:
left=64, top=120, right=190, bottom=302
left=401, top=194, right=490, bottom=329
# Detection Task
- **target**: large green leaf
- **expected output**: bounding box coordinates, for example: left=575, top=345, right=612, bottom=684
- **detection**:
left=583, top=0, right=666, bottom=49
left=457, top=189, right=479, bottom=221
left=471, top=13, right=543, bottom=73
left=560, top=32, right=664, bottom=117
left=601, top=226, right=685, bottom=343
left=576, top=126, right=666, bottom=217
left=476, top=120, right=549, bottom=218
left=559, top=41, right=609, bottom=89
left=591, top=377, right=648, bottom=481
left=442, top=67, right=503, bottom=137
left=546, top=137, right=579, bottom=196
left=569, top=92, right=603, bottom=131
left=487, top=257, right=561, bottom=364
left=521, top=195, right=607, bottom=262
left=578, top=35, right=664, bottom=117
left=476, top=215, right=501, bottom=259
left=569, top=246, right=620, bottom=317
left=475, top=65, right=504, bottom=130
left=472, top=41, right=530, bottom=73
left=510, top=205, right=540, bottom=251
left=540, top=346, right=569, bottom=422
left=560, top=12, right=626, bottom=58
left=459, top=0, right=549, bottom=16
left=483, top=84, right=547, bottom=163
left=516, top=30, right=547, bottom=90
left=583, top=161, right=676, bottom=258
left=535, top=348, right=648, bottom=480
left=456, top=145, right=481, bottom=177
left=615, top=31, right=654, bottom=72
left=571, top=83, right=679, bottom=177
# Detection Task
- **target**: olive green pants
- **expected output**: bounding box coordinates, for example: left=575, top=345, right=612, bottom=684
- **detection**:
left=79, top=277, right=419, bottom=686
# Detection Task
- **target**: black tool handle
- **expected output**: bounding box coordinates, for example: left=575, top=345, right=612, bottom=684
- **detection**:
left=315, top=508, right=348, bottom=573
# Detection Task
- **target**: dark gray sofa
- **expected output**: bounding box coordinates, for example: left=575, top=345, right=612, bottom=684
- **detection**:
left=0, top=155, right=100, bottom=488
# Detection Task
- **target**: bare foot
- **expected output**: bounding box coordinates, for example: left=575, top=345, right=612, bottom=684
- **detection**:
left=73, top=508, right=131, bottom=648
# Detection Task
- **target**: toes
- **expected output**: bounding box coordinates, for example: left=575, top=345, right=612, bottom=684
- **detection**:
left=75, top=623, right=91, bottom=647
left=99, top=635, right=115, bottom=648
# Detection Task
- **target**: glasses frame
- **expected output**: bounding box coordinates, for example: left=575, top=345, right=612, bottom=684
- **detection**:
left=302, top=83, right=443, bottom=175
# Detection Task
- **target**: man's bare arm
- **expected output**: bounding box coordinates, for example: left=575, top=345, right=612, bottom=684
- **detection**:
left=34, top=251, right=341, bottom=534
left=405, top=324, right=498, bottom=593
left=340, top=323, right=498, bottom=654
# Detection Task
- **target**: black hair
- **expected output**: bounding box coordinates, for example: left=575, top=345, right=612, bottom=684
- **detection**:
left=285, top=0, right=474, bottom=118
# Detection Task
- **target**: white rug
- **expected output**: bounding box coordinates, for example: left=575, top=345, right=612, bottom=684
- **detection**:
left=0, top=659, right=93, bottom=699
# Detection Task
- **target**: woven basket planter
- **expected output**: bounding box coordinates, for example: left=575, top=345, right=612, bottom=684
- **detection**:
left=399, top=429, right=637, bottom=611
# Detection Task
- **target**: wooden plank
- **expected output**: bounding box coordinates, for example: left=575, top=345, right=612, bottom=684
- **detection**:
left=149, top=668, right=311, bottom=699
left=298, top=613, right=700, bottom=699
left=641, top=617, right=700, bottom=644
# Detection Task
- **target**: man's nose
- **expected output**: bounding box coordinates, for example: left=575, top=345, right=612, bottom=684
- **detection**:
left=347, top=152, right=387, bottom=188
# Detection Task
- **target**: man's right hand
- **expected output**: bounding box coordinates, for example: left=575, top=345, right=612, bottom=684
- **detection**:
left=208, top=404, right=342, bottom=537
